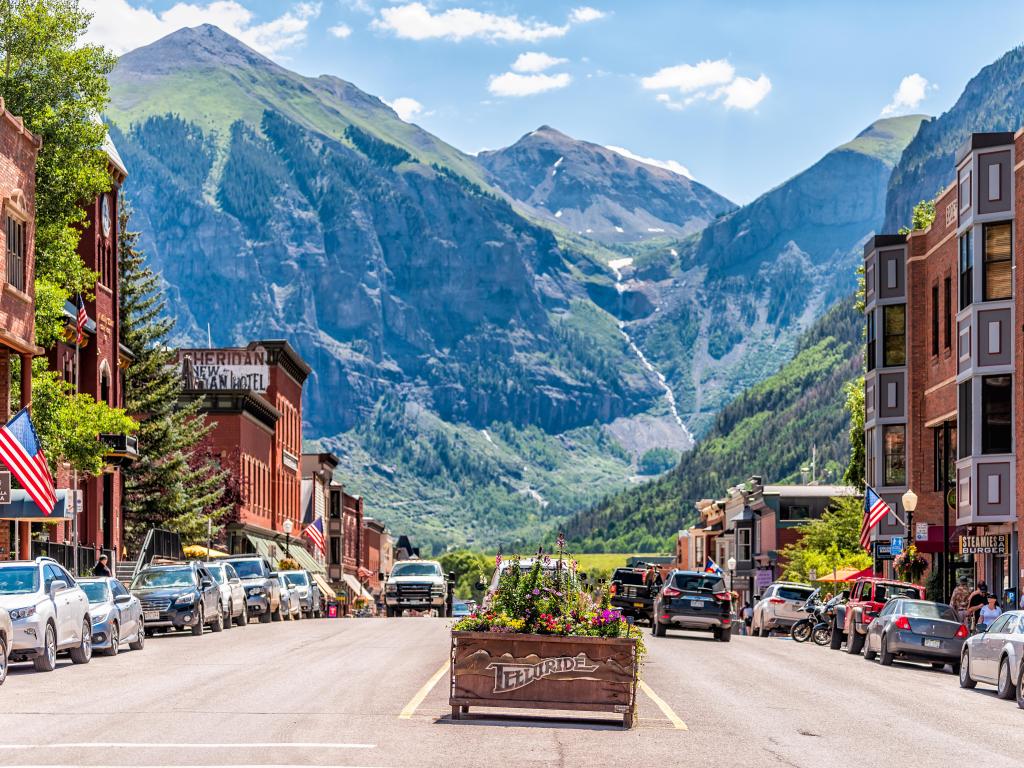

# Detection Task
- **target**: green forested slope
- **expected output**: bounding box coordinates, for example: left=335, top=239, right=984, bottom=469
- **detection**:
left=565, top=296, right=861, bottom=552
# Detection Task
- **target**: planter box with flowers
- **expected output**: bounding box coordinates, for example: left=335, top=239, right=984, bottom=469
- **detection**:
left=450, top=539, right=644, bottom=728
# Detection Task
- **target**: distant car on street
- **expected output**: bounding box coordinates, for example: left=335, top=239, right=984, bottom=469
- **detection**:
left=204, top=562, right=248, bottom=627
left=0, top=557, right=93, bottom=671
left=273, top=573, right=301, bottom=620
left=0, top=606, right=11, bottom=685
left=751, top=582, right=816, bottom=637
left=960, top=609, right=1024, bottom=705
left=481, top=558, right=577, bottom=611
left=609, top=567, right=656, bottom=625
left=79, top=576, right=146, bottom=656
left=862, top=598, right=967, bottom=672
left=224, top=555, right=283, bottom=623
left=130, top=563, right=223, bottom=636
left=651, top=570, right=733, bottom=642
left=385, top=560, right=451, bottom=617
left=452, top=600, right=472, bottom=618
left=281, top=570, right=321, bottom=618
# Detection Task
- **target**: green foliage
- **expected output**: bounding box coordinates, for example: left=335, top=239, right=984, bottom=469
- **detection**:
left=638, top=447, right=679, bottom=476
left=0, top=0, right=116, bottom=344
left=778, top=496, right=872, bottom=583
left=898, top=198, right=937, bottom=234
left=439, top=550, right=492, bottom=601
left=344, top=124, right=412, bottom=167
left=843, top=376, right=865, bottom=488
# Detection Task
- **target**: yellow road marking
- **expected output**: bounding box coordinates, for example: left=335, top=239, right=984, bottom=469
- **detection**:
left=399, top=661, right=449, bottom=719
left=639, top=680, right=688, bottom=730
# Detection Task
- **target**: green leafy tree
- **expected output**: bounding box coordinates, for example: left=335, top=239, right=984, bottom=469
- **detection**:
left=638, top=447, right=680, bottom=475
left=898, top=198, right=937, bottom=235
left=439, top=550, right=492, bottom=601
left=118, top=200, right=231, bottom=548
left=778, top=496, right=871, bottom=583
left=842, top=377, right=865, bottom=488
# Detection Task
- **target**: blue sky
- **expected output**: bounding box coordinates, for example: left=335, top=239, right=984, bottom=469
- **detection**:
left=87, top=1, right=1024, bottom=204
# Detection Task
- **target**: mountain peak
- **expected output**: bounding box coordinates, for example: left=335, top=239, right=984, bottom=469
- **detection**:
left=117, top=24, right=275, bottom=76
left=836, top=114, right=928, bottom=166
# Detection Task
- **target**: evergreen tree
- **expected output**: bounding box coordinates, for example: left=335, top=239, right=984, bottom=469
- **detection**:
left=118, top=200, right=232, bottom=548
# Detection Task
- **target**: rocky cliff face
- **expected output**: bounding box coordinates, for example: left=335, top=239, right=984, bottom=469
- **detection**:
left=477, top=126, right=734, bottom=243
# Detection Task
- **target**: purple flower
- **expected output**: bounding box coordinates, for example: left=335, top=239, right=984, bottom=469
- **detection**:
left=495, top=552, right=502, bottom=567
left=532, top=588, right=541, bottom=596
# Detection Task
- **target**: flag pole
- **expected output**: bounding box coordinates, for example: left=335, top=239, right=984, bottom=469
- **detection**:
left=72, top=327, right=80, bottom=577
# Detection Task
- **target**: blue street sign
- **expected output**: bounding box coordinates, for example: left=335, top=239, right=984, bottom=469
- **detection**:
left=890, top=536, right=904, bottom=557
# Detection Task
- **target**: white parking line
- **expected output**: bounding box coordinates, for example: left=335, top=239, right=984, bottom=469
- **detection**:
left=0, top=742, right=376, bottom=750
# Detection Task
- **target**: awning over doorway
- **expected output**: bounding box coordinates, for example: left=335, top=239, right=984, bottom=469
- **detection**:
left=311, top=572, right=336, bottom=600
left=0, top=489, right=73, bottom=520
left=342, top=573, right=373, bottom=600
left=242, top=531, right=324, bottom=574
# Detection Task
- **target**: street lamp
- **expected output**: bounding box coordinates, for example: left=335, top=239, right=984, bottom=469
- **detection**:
left=283, top=518, right=294, bottom=558
left=727, top=556, right=737, bottom=593
left=901, top=488, right=918, bottom=547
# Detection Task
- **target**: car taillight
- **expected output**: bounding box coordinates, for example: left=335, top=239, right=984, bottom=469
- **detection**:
left=895, top=616, right=911, bottom=631
left=769, top=598, right=785, bottom=604
left=662, top=586, right=682, bottom=598
left=955, top=624, right=969, bottom=639
left=714, top=592, right=732, bottom=602
left=609, top=584, right=617, bottom=596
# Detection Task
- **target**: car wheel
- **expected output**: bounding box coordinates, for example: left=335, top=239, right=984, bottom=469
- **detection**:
left=959, top=650, right=977, bottom=688
left=0, top=634, right=8, bottom=685
left=879, top=634, right=893, bottom=666
left=236, top=605, right=248, bottom=627
left=847, top=630, right=865, bottom=655
left=653, top=618, right=666, bottom=637
left=259, top=609, right=272, bottom=624
left=1017, top=661, right=1024, bottom=709
left=272, top=604, right=283, bottom=622
left=223, top=603, right=232, bottom=630
left=33, top=623, right=57, bottom=672
left=997, top=658, right=1015, bottom=699
left=863, top=634, right=877, bottom=661
left=192, top=605, right=205, bottom=636
left=70, top=619, right=92, bottom=664
left=129, top=621, right=145, bottom=651
left=829, top=622, right=845, bottom=650
left=210, top=607, right=224, bottom=633
left=719, top=627, right=731, bottom=643
left=105, top=622, right=119, bottom=657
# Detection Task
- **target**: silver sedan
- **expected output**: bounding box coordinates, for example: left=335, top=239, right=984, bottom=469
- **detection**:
left=960, top=609, right=1024, bottom=706
left=863, top=598, right=967, bottom=672
left=79, top=578, right=145, bottom=656
left=0, top=607, right=11, bottom=685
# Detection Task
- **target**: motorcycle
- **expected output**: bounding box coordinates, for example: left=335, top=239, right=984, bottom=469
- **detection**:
left=809, top=594, right=846, bottom=645
left=789, top=589, right=822, bottom=643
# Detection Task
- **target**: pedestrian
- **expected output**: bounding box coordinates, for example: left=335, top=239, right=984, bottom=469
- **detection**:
left=740, top=601, right=752, bottom=636
left=978, top=593, right=1002, bottom=631
left=950, top=577, right=971, bottom=622
left=92, top=554, right=111, bottom=578
left=966, top=581, right=988, bottom=630
left=644, top=564, right=663, bottom=590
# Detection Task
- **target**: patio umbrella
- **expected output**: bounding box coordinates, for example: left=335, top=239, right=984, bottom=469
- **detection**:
left=815, top=566, right=866, bottom=583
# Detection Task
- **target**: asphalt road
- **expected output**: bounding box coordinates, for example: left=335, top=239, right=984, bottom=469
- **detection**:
left=1, top=618, right=1022, bottom=767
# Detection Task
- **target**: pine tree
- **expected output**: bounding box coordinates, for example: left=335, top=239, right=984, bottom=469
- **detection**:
left=118, top=199, right=233, bottom=549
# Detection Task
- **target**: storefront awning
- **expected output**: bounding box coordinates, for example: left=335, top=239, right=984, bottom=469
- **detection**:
left=342, top=573, right=373, bottom=600
left=311, top=572, right=336, bottom=600
left=0, top=490, right=73, bottom=520
left=243, top=532, right=324, bottom=574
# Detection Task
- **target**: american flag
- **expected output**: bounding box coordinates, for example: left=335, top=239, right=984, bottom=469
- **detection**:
left=860, top=486, right=893, bottom=550
left=76, top=294, right=88, bottom=345
left=0, top=409, right=56, bottom=515
left=303, top=517, right=325, bottom=555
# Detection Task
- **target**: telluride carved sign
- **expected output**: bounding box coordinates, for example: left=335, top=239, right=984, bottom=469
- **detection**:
left=488, top=653, right=599, bottom=693
left=178, top=347, right=270, bottom=393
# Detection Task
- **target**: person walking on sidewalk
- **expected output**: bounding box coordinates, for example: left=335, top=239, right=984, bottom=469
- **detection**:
left=978, top=594, right=1002, bottom=631
left=966, top=581, right=988, bottom=631
left=950, top=577, right=971, bottom=622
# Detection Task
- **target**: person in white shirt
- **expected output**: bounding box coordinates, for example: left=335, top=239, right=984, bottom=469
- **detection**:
left=978, top=594, right=1002, bottom=631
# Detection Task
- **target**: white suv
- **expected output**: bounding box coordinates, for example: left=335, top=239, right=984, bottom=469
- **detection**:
left=0, top=557, right=92, bottom=671
left=752, top=581, right=816, bottom=637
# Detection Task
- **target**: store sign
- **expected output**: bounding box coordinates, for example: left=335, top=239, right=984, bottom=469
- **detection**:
left=960, top=534, right=1009, bottom=555
left=875, top=541, right=893, bottom=560
left=0, top=471, right=9, bottom=504
left=915, top=523, right=929, bottom=542
left=488, top=653, right=598, bottom=694
left=178, top=347, right=269, bottom=393
left=755, top=569, right=773, bottom=591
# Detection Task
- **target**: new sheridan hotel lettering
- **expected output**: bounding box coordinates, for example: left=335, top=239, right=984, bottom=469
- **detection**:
left=179, top=346, right=270, bottom=393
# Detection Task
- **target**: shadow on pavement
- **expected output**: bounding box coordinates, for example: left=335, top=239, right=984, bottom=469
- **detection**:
left=437, top=713, right=626, bottom=730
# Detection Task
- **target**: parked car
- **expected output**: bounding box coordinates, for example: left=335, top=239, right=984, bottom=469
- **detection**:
left=79, top=577, right=146, bottom=656
left=751, top=582, right=816, bottom=637
left=130, top=563, right=223, bottom=636
left=651, top=570, right=733, bottom=641
left=205, top=562, right=248, bottom=627
left=281, top=570, right=321, bottom=618
left=452, top=600, right=472, bottom=618
left=480, top=558, right=577, bottom=611
left=831, top=576, right=925, bottom=653
left=274, top=573, right=301, bottom=620
left=960, top=609, right=1024, bottom=705
left=862, top=598, right=967, bottom=672
left=0, top=607, right=11, bottom=685
left=224, top=555, right=283, bottom=623
left=0, top=557, right=92, bottom=671
left=609, top=567, right=656, bottom=624
left=385, top=560, right=451, bottom=617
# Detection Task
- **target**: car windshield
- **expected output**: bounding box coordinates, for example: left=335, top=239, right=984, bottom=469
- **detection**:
left=876, top=584, right=921, bottom=601
left=80, top=582, right=111, bottom=604
left=206, top=566, right=226, bottom=584
left=391, top=563, right=441, bottom=577
left=612, top=570, right=646, bottom=585
left=229, top=560, right=266, bottom=579
left=0, top=566, right=39, bottom=594
left=777, top=586, right=815, bottom=601
left=284, top=572, right=308, bottom=586
left=902, top=601, right=956, bottom=620
left=672, top=573, right=725, bottom=593
left=132, top=568, right=194, bottom=589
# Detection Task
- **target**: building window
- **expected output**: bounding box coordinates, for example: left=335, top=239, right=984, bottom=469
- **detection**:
left=694, top=536, right=705, bottom=568
left=329, top=536, right=341, bottom=566
left=780, top=505, right=810, bottom=522
left=865, top=427, right=875, bottom=487
left=981, top=374, right=1012, bottom=454
left=943, top=276, right=952, bottom=349
left=959, top=232, right=973, bottom=309
left=933, top=424, right=957, bottom=492
left=931, top=284, right=939, bottom=355
left=882, top=425, right=906, bottom=487
left=5, top=215, right=25, bottom=292
left=982, top=222, right=1012, bottom=301
left=959, top=380, right=973, bottom=459
left=866, top=312, right=876, bottom=372
left=737, top=527, right=751, bottom=562
left=883, top=305, right=906, bottom=367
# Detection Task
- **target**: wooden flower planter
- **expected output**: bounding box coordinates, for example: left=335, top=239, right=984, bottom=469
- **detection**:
left=449, top=631, right=638, bottom=728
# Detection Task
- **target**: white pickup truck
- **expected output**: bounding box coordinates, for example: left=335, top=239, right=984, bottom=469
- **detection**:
left=384, top=560, right=451, bottom=617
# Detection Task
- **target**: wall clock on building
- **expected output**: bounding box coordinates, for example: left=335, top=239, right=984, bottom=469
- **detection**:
left=101, top=193, right=112, bottom=238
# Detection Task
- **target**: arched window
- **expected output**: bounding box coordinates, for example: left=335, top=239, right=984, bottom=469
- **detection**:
left=99, top=361, right=112, bottom=405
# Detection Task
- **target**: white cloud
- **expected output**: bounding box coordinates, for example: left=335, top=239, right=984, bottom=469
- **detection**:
left=82, top=0, right=321, bottom=57
left=512, top=52, right=568, bottom=73
left=328, top=23, right=352, bottom=39
left=605, top=145, right=693, bottom=179
left=881, top=73, right=935, bottom=117
left=488, top=71, right=571, bottom=97
left=386, top=96, right=425, bottom=122
left=641, top=58, right=770, bottom=111
left=373, top=2, right=568, bottom=42
left=569, top=6, right=607, bottom=23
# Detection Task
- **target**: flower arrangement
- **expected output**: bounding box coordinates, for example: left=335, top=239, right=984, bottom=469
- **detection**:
left=277, top=558, right=300, bottom=571
left=893, top=544, right=928, bottom=582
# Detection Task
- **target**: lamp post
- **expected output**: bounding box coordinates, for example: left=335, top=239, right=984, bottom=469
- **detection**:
left=727, top=555, right=737, bottom=596
left=901, top=488, right=918, bottom=586
left=283, top=518, right=293, bottom=559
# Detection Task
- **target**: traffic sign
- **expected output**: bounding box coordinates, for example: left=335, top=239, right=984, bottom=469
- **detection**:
left=890, top=536, right=904, bottom=557
left=915, top=522, right=928, bottom=542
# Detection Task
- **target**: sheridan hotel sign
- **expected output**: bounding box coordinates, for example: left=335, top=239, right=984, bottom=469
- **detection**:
left=178, top=346, right=269, bottom=393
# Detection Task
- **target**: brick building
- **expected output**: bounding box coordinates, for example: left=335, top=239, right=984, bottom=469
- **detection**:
left=0, top=100, right=42, bottom=560
left=178, top=341, right=310, bottom=561
left=864, top=130, right=1024, bottom=605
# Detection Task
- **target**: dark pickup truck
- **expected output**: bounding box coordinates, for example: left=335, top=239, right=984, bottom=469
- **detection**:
left=610, top=567, right=656, bottom=624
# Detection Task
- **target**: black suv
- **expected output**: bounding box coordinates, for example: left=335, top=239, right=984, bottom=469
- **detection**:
left=130, top=563, right=224, bottom=636
left=610, top=567, right=655, bottom=624
left=652, top=570, right=732, bottom=642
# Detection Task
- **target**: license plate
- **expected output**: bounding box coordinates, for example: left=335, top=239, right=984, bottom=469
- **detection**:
left=144, top=610, right=160, bottom=621
left=633, top=602, right=645, bottom=608
left=689, top=600, right=705, bottom=608
left=924, top=638, right=941, bottom=648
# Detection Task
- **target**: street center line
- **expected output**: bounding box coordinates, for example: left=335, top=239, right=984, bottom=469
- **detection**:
left=399, top=661, right=449, bottom=719
left=639, top=681, right=688, bottom=730
left=0, top=743, right=376, bottom=750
